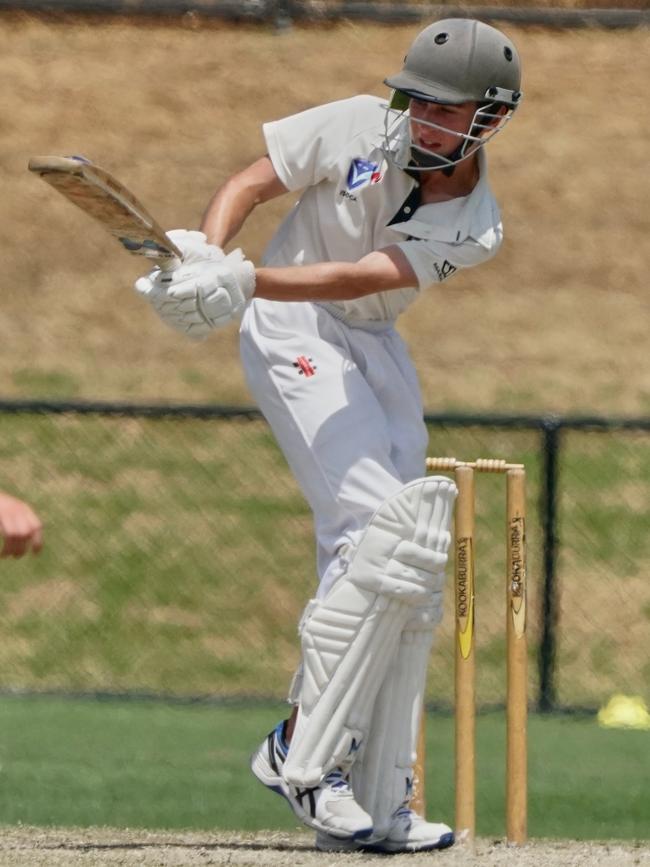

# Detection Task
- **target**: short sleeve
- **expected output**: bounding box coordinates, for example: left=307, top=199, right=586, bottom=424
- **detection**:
left=396, top=236, right=500, bottom=290
left=263, top=95, right=382, bottom=192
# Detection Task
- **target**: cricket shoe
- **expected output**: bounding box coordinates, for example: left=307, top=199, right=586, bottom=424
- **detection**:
left=250, top=721, right=373, bottom=840
left=315, top=807, right=455, bottom=853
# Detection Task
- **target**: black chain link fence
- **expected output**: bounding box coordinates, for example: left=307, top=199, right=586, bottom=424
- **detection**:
left=1, top=401, right=648, bottom=713
left=0, top=0, right=647, bottom=27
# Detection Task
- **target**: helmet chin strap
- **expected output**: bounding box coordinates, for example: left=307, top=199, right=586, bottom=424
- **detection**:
left=410, top=145, right=462, bottom=177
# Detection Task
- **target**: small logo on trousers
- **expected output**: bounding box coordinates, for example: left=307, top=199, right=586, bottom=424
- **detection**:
left=293, top=356, right=317, bottom=377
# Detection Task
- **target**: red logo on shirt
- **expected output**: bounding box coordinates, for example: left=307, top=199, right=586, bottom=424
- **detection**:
left=293, top=356, right=317, bottom=377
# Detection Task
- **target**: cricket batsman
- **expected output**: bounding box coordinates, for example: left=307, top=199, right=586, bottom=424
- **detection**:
left=135, top=18, right=523, bottom=852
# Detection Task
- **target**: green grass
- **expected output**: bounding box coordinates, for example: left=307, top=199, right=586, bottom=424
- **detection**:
left=0, top=695, right=647, bottom=841
left=0, top=414, right=649, bottom=710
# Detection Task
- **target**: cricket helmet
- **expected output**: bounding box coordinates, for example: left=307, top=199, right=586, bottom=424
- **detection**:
left=383, top=18, right=522, bottom=172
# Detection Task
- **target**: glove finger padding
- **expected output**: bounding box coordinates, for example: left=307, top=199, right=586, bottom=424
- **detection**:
left=223, top=247, right=245, bottom=266
left=196, top=260, right=256, bottom=322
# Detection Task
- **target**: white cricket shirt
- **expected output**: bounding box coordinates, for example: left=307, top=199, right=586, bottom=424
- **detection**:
left=262, top=94, right=503, bottom=327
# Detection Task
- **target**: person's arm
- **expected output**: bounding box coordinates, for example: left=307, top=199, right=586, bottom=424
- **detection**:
left=0, top=491, right=43, bottom=558
left=200, top=156, right=289, bottom=248
left=254, top=247, right=418, bottom=302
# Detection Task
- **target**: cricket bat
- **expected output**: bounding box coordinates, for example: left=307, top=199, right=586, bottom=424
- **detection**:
left=28, top=155, right=181, bottom=270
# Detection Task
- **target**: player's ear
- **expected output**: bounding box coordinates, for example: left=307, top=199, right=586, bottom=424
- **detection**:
left=481, top=102, right=508, bottom=130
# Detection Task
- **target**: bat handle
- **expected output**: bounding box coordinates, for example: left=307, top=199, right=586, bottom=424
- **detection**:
left=158, top=255, right=182, bottom=272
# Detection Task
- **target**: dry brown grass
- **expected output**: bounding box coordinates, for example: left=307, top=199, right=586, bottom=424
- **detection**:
left=2, top=16, right=649, bottom=414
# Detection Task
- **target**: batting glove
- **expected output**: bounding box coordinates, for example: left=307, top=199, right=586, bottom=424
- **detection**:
left=134, top=248, right=256, bottom=340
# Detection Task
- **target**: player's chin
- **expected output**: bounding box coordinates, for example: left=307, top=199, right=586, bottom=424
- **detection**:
left=414, top=143, right=454, bottom=159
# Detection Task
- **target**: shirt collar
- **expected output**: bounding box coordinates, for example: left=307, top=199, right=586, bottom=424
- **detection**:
left=388, top=149, right=499, bottom=247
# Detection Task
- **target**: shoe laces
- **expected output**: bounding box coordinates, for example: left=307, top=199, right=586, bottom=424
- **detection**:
left=323, top=768, right=351, bottom=792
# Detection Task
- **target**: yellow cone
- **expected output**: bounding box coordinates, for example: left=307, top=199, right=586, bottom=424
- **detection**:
left=597, top=694, right=650, bottom=730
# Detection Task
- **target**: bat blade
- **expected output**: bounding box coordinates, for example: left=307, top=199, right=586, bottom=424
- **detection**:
left=28, top=155, right=181, bottom=269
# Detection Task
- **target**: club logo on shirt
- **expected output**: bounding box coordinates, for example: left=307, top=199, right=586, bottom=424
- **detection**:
left=346, top=158, right=383, bottom=191
left=434, top=260, right=458, bottom=281
left=293, top=356, right=317, bottom=377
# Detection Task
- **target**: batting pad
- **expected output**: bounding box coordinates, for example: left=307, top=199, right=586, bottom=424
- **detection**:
left=351, top=603, right=441, bottom=838
left=283, top=476, right=456, bottom=788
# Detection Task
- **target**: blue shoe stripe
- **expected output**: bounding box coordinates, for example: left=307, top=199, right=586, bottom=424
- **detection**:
left=437, top=831, right=455, bottom=849
left=274, top=721, right=289, bottom=756
left=359, top=829, right=455, bottom=853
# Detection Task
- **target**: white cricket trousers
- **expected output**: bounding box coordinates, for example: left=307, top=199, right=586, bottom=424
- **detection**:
left=240, top=298, right=429, bottom=597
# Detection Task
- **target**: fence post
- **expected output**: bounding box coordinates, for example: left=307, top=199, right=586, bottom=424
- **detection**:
left=538, top=418, right=561, bottom=712
left=271, top=0, right=293, bottom=29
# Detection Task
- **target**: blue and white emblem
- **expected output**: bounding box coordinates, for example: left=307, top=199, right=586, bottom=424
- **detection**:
left=347, top=158, right=383, bottom=191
